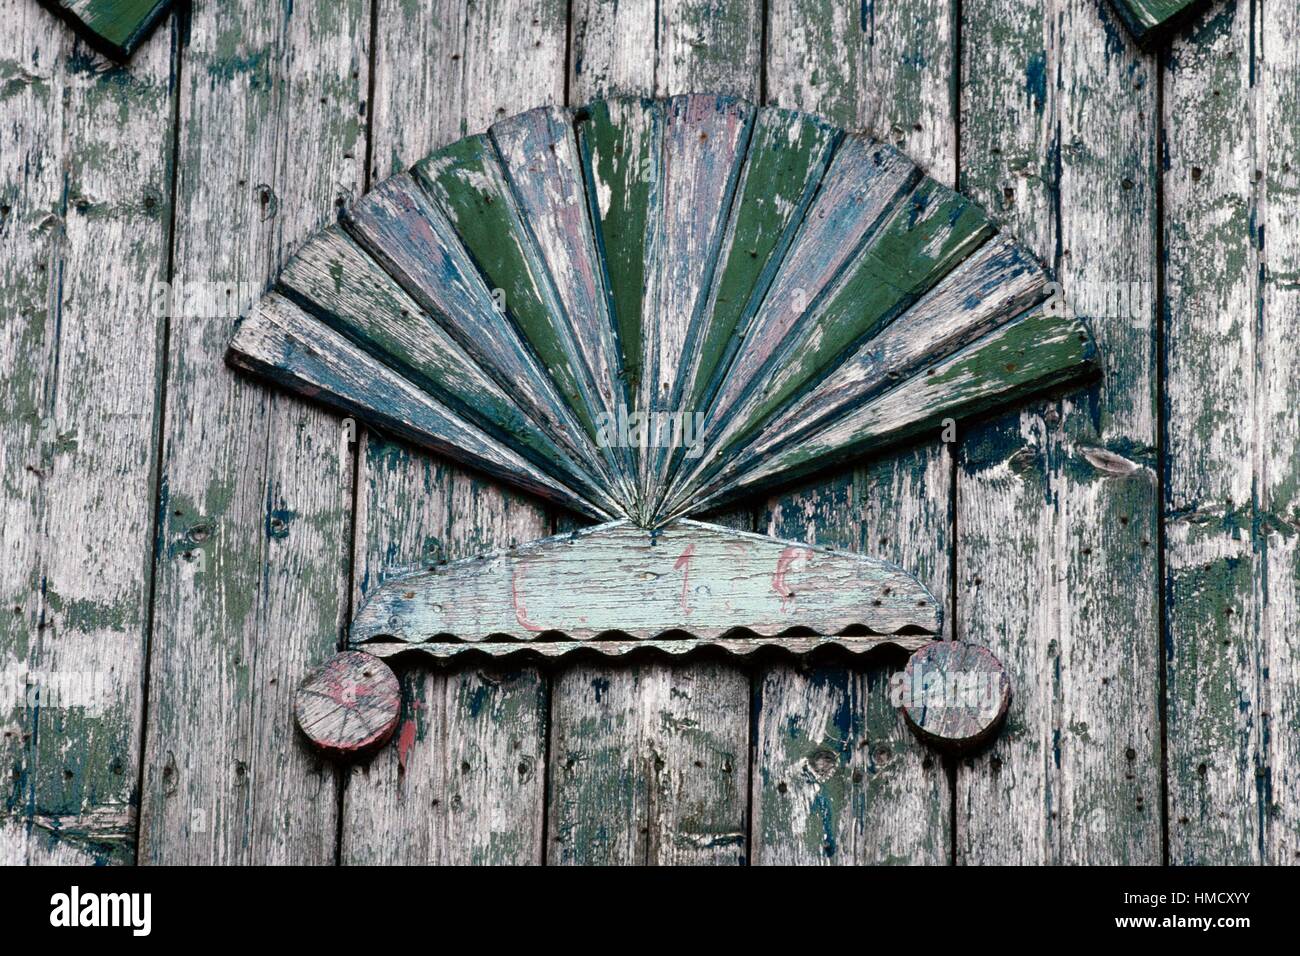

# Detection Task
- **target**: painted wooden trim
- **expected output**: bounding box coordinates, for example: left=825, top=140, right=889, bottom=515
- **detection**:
left=363, top=634, right=931, bottom=662
left=1106, top=0, right=1212, bottom=49
left=36, top=0, right=172, bottom=61
left=348, top=518, right=942, bottom=657
left=226, top=292, right=615, bottom=520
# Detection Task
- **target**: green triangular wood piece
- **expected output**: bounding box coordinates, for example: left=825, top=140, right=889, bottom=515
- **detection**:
left=1107, top=0, right=1213, bottom=49
left=37, top=0, right=172, bottom=61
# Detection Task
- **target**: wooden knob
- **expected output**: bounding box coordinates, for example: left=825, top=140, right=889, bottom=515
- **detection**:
left=294, top=651, right=401, bottom=758
left=900, top=641, right=1010, bottom=753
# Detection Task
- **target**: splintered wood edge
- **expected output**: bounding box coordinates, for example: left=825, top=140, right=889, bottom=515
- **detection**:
left=900, top=642, right=1011, bottom=753
left=294, top=651, right=401, bottom=759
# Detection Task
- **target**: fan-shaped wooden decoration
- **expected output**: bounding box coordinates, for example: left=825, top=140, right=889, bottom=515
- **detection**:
left=230, top=95, right=1097, bottom=682
left=37, top=0, right=172, bottom=61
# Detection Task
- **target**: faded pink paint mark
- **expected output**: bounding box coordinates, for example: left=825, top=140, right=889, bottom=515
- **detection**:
left=674, top=543, right=697, bottom=616
left=396, top=718, right=417, bottom=773
left=773, top=547, right=814, bottom=612
left=511, top=567, right=545, bottom=632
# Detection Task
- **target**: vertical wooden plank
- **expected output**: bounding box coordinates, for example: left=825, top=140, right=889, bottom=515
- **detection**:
left=0, top=2, right=63, bottom=862
left=339, top=0, right=565, bottom=865
left=547, top=0, right=758, bottom=865
left=1259, top=0, right=1300, bottom=865
left=138, top=0, right=368, bottom=864
left=957, top=0, right=1161, bottom=863
left=861, top=0, right=958, bottom=177
left=751, top=0, right=954, bottom=865
left=1163, top=0, right=1264, bottom=863
left=0, top=3, right=173, bottom=864
left=655, top=1, right=762, bottom=98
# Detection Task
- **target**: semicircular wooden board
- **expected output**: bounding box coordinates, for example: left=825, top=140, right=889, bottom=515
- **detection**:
left=227, top=94, right=1100, bottom=661
left=350, top=519, right=942, bottom=661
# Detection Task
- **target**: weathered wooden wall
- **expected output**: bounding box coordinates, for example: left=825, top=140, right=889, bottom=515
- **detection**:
left=1, top=0, right=1295, bottom=865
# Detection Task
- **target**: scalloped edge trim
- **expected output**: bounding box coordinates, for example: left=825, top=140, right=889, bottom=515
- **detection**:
left=352, top=632, right=933, bottom=662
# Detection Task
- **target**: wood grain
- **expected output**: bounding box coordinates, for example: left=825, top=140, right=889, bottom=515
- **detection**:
left=1163, top=0, right=1298, bottom=864
left=957, top=0, right=1161, bottom=864
left=294, top=651, right=400, bottom=758
left=751, top=0, right=956, bottom=866
left=901, top=642, right=1011, bottom=752
left=0, top=1, right=172, bottom=865
left=138, top=0, right=367, bottom=865
left=338, top=0, right=565, bottom=866
left=545, top=0, right=759, bottom=866
left=1258, top=0, right=1300, bottom=866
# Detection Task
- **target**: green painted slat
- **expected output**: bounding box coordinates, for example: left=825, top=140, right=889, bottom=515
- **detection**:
left=1257, top=0, right=1300, bottom=864
left=0, top=5, right=173, bottom=865
left=490, top=106, right=626, bottom=432
left=751, top=0, right=958, bottom=867
left=139, top=0, right=370, bottom=864
left=338, top=0, right=566, bottom=866
left=1107, top=0, right=1211, bottom=48
left=547, top=0, right=762, bottom=867
left=724, top=178, right=995, bottom=453
left=39, top=0, right=171, bottom=60
left=636, top=93, right=755, bottom=514
left=697, top=308, right=1098, bottom=509
left=412, top=135, right=603, bottom=445
left=685, top=107, right=840, bottom=425
left=1163, top=0, right=1291, bottom=864
left=577, top=97, right=663, bottom=412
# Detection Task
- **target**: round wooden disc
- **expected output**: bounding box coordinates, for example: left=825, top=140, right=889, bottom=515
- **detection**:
left=901, top=642, right=1010, bottom=753
left=294, top=651, right=401, bottom=758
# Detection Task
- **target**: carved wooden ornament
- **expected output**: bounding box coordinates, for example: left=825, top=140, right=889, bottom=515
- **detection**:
left=227, top=96, right=1100, bottom=756
left=901, top=642, right=1011, bottom=754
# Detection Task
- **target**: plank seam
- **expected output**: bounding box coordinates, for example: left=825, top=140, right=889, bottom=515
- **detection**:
left=133, top=8, right=186, bottom=865
left=948, top=0, right=963, bottom=866
left=334, top=0, right=383, bottom=870
left=1154, top=42, right=1171, bottom=869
